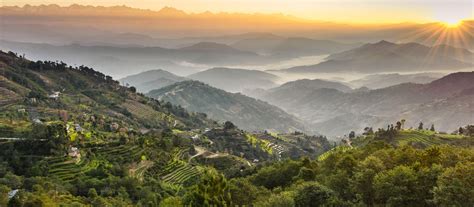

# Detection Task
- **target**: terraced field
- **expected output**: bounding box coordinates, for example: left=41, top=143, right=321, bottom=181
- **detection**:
left=245, top=133, right=274, bottom=154
left=396, top=130, right=467, bottom=146
left=353, top=130, right=471, bottom=148
left=317, top=146, right=352, bottom=161
left=93, top=144, right=143, bottom=162
left=46, top=156, right=105, bottom=182
left=146, top=148, right=200, bottom=187
left=46, top=144, right=146, bottom=182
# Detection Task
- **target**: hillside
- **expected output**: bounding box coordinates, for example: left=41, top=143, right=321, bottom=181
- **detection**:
left=351, top=126, right=474, bottom=149
left=253, top=72, right=474, bottom=136
left=282, top=40, right=472, bottom=73
left=119, top=69, right=186, bottom=93
left=147, top=80, right=308, bottom=133
left=187, top=67, right=280, bottom=92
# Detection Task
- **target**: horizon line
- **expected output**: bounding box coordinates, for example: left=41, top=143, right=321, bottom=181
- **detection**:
left=2, top=3, right=473, bottom=25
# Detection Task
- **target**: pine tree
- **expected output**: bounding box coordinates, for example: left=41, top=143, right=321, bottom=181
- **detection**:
left=418, top=122, right=424, bottom=130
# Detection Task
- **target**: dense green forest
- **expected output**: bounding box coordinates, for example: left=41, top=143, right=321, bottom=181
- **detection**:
left=0, top=50, right=473, bottom=206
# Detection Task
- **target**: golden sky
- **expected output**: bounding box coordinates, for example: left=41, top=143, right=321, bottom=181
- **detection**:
left=2, top=0, right=473, bottom=24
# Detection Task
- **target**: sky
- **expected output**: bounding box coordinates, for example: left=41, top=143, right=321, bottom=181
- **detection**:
left=1, top=0, right=473, bottom=24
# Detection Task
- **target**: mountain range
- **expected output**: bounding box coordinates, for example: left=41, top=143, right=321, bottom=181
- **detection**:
left=119, top=67, right=282, bottom=93
left=349, top=72, right=445, bottom=89
left=0, top=40, right=272, bottom=78
left=187, top=67, right=280, bottom=92
left=147, top=81, right=307, bottom=133
left=231, top=37, right=361, bottom=57
left=281, top=40, right=473, bottom=73
left=2, top=5, right=473, bottom=50
left=251, top=72, right=474, bottom=136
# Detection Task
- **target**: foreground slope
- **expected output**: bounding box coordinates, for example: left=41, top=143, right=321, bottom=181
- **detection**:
left=147, top=80, right=308, bottom=133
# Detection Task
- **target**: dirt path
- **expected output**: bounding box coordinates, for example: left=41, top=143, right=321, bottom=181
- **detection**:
left=188, top=146, right=207, bottom=162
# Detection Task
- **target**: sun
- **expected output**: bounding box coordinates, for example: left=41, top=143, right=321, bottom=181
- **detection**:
left=442, top=19, right=463, bottom=28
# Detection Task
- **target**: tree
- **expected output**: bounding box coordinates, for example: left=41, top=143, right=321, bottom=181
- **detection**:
left=348, top=131, right=355, bottom=139
left=224, top=121, right=235, bottom=130
left=418, top=122, right=424, bottom=130
left=293, top=182, right=338, bottom=207
left=254, top=192, right=294, bottom=207
left=458, top=127, right=464, bottom=135
left=159, top=197, right=183, bottom=207
left=433, top=162, right=474, bottom=206
left=374, top=166, right=419, bottom=206
left=229, top=178, right=269, bottom=206
left=396, top=121, right=402, bottom=131
left=363, top=127, right=374, bottom=135
left=430, top=124, right=435, bottom=132
left=0, top=185, right=10, bottom=207
left=184, top=168, right=232, bottom=207
left=353, top=156, right=385, bottom=206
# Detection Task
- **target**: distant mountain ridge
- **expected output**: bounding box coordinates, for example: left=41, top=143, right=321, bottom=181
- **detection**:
left=253, top=72, right=474, bottom=136
left=119, top=69, right=186, bottom=93
left=282, top=40, right=473, bottom=73
left=147, top=80, right=308, bottom=133
left=187, top=67, right=280, bottom=92
left=245, top=78, right=352, bottom=102
left=349, top=73, right=444, bottom=89
left=231, top=37, right=361, bottom=57
left=0, top=40, right=267, bottom=78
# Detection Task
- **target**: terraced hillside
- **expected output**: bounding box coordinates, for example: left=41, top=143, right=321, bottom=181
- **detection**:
left=145, top=148, right=200, bottom=188
left=0, top=50, right=223, bottom=205
left=353, top=129, right=473, bottom=148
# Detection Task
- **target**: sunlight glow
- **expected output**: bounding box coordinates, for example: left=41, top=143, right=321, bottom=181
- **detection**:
left=442, top=20, right=463, bottom=28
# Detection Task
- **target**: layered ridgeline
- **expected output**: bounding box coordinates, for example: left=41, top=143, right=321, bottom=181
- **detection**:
left=0, top=40, right=267, bottom=78
left=252, top=73, right=474, bottom=136
left=282, top=40, right=473, bottom=73
left=0, top=50, right=333, bottom=206
left=187, top=67, right=280, bottom=92
left=147, top=80, right=307, bottom=133
left=119, top=69, right=186, bottom=93
left=231, top=36, right=361, bottom=57
left=349, top=72, right=444, bottom=89
left=119, top=67, right=281, bottom=93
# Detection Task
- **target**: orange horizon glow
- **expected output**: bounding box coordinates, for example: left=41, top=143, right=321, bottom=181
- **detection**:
left=1, top=0, right=473, bottom=25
